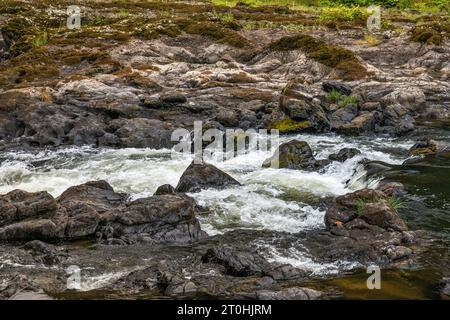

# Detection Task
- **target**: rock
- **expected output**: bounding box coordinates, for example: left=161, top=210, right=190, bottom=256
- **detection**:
left=0, top=219, right=62, bottom=241
left=55, top=79, right=141, bottom=115
left=279, top=81, right=329, bottom=131
left=216, top=109, right=239, bottom=127
left=322, top=80, right=352, bottom=96
left=360, top=102, right=380, bottom=112
left=0, top=190, right=57, bottom=227
left=0, top=180, right=206, bottom=244
left=159, top=91, right=187, bottom=104
left=376, top=182, right=406, bottom=198
left=380, top=87, right=426, bottom=113
left=364, top=161, right=392, bottom=178
left=256, top=287, right=322, bottom=300
left=99, top=118, right=174, bottom=149
left=325, top=188, right=408, bottom=233
left=336, top=111, right=381, bottom=135
left=262, top=140, right=330, bottom=171
left=202, top=244, right=271, bottom=277
left=328, top=148, right=361, bottom=162
left=154, top=184, right=176, bottom=195
left=175, top=161, right=240, bottom=193
left=440, top=278, right=450, bottom=298
left=378, top=103, right=415, bottom=135
left=409, top=138, right=438, bottom=155
left=98, top=194, right=207, bottom=244
left=384, top=245, right=413, bottom=261
left=57, top=180, right=126, bottom=213
left=22, top=240, right=67, bottom=265
left=329, top=104, right=358, bottom=129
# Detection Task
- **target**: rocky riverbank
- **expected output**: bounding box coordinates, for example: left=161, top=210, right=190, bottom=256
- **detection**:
left=0, top=0, right=449, bottom=300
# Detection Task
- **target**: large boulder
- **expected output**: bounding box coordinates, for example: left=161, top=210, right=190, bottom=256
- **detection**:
left=0, top=190, right=57, bottom=227
left=0, top=181, right=207, bottom=244
left=57, top=180, right=126, bottom=213
left=262, top=140, right=330, bottom=171
left=97, top=194, right=207, bottom=244
left=175, top=161, right=241, bottom=193
left=325, top=188, right=408, bottom=235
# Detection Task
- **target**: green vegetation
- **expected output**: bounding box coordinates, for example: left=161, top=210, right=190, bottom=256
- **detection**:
left=410, top=19, right=450, bottom=45
left=0, top=0, right=447, bottom=89
left=178, top=20, right=250, bottom=48
left=327, top=89, right=359, bottom=107
left=269, top=34, right=367, bottom=80
left=319, top=5, right=369, bottom=23
left=356, top=198, right=367, bottom=214
left=387, top=196, right=407, bottom=212
left=269, top=118, right=311, bottom=133
left=32, top=31, right=48, bottom=47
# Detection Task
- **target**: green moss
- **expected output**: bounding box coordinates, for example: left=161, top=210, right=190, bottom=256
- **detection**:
left=134, top=21, right=182, bottom=40
left=269, top=34, right=366, bottom=80
left=269, top=118, right=311, bottom=133
left=410, top=20, right=450, bottom=45
left=179, top=21, right=250, bottom=48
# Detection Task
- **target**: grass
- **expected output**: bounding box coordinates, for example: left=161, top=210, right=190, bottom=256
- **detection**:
left=326, top=89, right=359, bottom=107
left=32, top=31, right=48, bottom=47
left=387, top=196, right=407, bottom=212
left=356, top=198, right=367, bottom=214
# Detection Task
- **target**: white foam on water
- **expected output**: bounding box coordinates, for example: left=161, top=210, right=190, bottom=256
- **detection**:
left=258, top=243, right=361, bottom=275
left=75, top=269, right=133, bottom=292
left=0, top=134, right=412, bottom=275
left=191, top=184, right=326, bottom=235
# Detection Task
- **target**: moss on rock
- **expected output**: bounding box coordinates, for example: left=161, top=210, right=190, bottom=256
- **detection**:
left=269, top=118, right=311, bottom=134
left=410, top=20, right=450, bottom=45
left=268, top=34, right=366, bottom=80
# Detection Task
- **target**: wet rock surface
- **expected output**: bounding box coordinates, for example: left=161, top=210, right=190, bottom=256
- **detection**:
left=0, top=0, right=449, bottom=300
left=175, top=161, right=241, bottom=192
left=263, top=140, right=330, bottom=171
left=0, top=180, right=206, bottom=244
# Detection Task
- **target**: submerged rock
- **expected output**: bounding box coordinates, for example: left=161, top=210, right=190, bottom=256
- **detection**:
left=175, top=161, right=241, bottom=193
left=262, top=140, right=330, bottom=171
